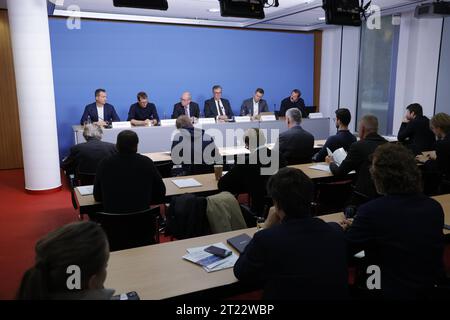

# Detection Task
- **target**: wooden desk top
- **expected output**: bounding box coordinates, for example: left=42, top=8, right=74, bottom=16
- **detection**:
left=105, top=212, right=344, bottom=300
left=142, top=152, right=172, bottom=163
left=314, top=139, right=327, bottom=149
left=289, top=162, right=335, bottom=180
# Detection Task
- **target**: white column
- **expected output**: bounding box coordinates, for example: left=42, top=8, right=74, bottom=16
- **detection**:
left=7, top=0, right=61, bottom=191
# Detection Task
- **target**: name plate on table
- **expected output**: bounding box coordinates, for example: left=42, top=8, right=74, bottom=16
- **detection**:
left=112, top=121, right=132, bottom=129
left=198, top=118, right=216, bottom=125
left=160, top=119, right=176, bottom=127
left=234, top=116, right=252, bottom=123
left=260, top=115, right=276, bottom=121
left=308, top=113, right=324, bottom=119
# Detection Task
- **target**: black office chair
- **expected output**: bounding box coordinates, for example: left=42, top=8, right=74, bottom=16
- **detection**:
left=77, top=172, right=96, bottom=186
left=90, top=207, right=160, bottom=252
left=305, top=106, right=317, bottom=114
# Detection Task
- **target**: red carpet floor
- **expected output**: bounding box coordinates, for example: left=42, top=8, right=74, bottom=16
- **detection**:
left=1, top=169, right=449, bottom=300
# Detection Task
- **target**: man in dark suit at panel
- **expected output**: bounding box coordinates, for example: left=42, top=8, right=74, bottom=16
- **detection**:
left=340, top=143, right=444, bottom=299
left=204, top=85, right=234, bottom=122
left=327, top=115, right=387, bottom=206
left=61, top=124, right=117, bottom=176
left=94, top=130, right=166, bottom=213
left=127, top=92, right=160, bottom=126
left=80, top=89, right=120, bottom=126
left=234, top=167, right=349, bottom=300
left=171, top=92, right=200, bottom=120
left=279, top=89, right=308, bottom=118
left=397, top=103, right=436, bottom=154
left=274, top=108, right=314, bottom=165
left=240, top=88, right=269, bottom=119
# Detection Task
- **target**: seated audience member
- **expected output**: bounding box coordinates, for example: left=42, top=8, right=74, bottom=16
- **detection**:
left=80, top=88, right=120, bottom=126
left=17, top=221, right=113, bottom=300
left=279, top=89, right=308, bottom=118
left=274, top=108, right=314, bottom=165
left=397, top=103, right=435, bottom=154
left=240, top=88, right=269, bottom=119
left=234, top=168, right=349, bottom=300
left=313, top=108, right=357, bottom=162
left=204, top=85, right=234, bottom=121
left=341, top=143, right=445, bottom=299
left=61, top=124, right=117, bottom=176
left=421, top=113, right=450, bottom=194
left=327, top=115, right=387, bottom=206
left=127, top=92, right=160, bottom=126
left=219, top=128, right=282, bottom=216
left=171, top=92, right=200, bottom=120
left=94, top=130, right=166, bottom=213
left=171, top=115, right=217, bottom=175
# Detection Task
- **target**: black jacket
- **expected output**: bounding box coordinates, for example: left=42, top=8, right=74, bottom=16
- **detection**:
left=330, top=133, right=387, bottom=201
left=234, top=217, right=349, bottom=300
left=346, top=194, right=445, bottom=299
left=279, top=97, right=308, bottom=118
left=397, top=116, right=436, bottom=154
left=204, top=98, right=234, bottom=119
left=171, top=102, right=200, bottom=119
left=276, top=125, right=314, bottom=165
left=80, top=103, right=120, bottom=125
left=94, top=153, right=166, bottom=213
left=61, top=139, right=117, bottom=175
left=425, top=134, right=450, bottom=179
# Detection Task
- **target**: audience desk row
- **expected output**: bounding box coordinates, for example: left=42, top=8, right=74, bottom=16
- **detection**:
left=105, top=195, right=450, bottom=300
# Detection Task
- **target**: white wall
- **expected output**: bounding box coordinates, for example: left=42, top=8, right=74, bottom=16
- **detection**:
left=393, top=11, right=443, bottom=133
left=319, top=26, right=360, bottom=133
left=320, top=12, right=444, bottom=136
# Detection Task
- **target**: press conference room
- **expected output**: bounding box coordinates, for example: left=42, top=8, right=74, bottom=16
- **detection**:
left=0, top=0, right=450, bottom=305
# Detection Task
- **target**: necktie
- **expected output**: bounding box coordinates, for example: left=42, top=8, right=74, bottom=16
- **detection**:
left=217, top=100, right=223, bottom=116
left=185, top=106, right=190, bottom=118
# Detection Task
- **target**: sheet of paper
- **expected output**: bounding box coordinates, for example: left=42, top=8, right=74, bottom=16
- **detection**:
left=332, top=148, right=348, bottom=166
left=183, top=242, right=238, bottom=272
left=309, top=164, right=331, bottom=173
left=77, top=185, right=93, bottom=196
left=171, top=178, right=202, bottom=188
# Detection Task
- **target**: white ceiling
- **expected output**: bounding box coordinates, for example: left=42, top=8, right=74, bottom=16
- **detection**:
left=0, top=0, right=430, bottom=31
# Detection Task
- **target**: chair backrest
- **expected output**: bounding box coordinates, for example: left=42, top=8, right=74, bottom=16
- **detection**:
left=90, top=207, right=160, bottom=251
left=77, top=172, right=96, bottom=186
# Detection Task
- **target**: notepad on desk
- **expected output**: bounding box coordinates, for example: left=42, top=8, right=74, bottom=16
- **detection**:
left=171, top=178, right=202, bottom=188
left=77, top=185, right=93, bottom=196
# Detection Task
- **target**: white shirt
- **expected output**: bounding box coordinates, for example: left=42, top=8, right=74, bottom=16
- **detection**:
left=215, top=99, right=225, bottom=117
left=253, top=99, right=259, bottom=116
left=96, top=104, right=104, bottom=121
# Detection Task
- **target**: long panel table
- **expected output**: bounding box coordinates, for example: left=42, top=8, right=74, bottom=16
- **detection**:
left=72, top=118, right=331, bottom=153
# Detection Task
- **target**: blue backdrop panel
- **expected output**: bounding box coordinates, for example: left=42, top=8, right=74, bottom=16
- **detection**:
left=49, top=18, right=314, bottom=158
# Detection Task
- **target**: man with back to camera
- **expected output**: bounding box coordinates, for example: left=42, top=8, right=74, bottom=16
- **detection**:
left=279, top=89, right=308, bottom=118
left=171, top=92, right=200, bottom=120
left=94, top=130, right=166, bottom=213
left=127, top=92, right=160, bottom=126
left=240, top=88, right=269, bottom=120
left=80, top=89, right=120, bottom=126
left=273, top=108, right=314, bottom=165
left=204, top=85, right=234, bottom=122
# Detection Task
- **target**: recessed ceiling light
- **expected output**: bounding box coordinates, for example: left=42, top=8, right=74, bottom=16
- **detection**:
left=208, top=8, right=220, bottom=13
